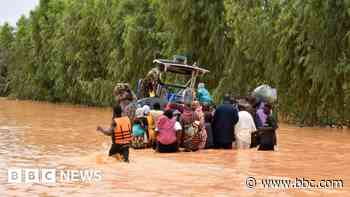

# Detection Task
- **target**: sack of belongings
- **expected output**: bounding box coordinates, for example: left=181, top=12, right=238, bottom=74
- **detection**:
left=113, top=83, right=138, bottom=120
left=113, top=83, right=137, bottom=102
left=252, top=85, right=277, bottom=103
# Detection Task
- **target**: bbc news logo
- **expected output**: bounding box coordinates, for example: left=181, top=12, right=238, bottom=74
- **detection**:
left=8, top=168, right=102, bottom=184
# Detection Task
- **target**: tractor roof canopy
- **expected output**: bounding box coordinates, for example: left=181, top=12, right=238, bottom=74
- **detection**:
left=153, top=59, right=209, bottom=75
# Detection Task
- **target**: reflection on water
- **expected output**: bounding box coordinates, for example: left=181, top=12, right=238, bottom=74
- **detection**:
left=0, top=99, right=349, bottom=196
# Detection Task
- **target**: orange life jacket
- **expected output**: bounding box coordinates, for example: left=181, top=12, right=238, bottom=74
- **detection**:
left=114, top=116, right=132, bottom=144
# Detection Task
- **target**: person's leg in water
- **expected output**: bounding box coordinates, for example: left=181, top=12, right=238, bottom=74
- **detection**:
left=258, top=144, right=274, bottom=151
left=213, top=142, right=233, bottom=149
left=152, top=140, right=157, bottom=150
left=108, top=144, right=121, bottom=160
left=258, top=130, right=275, bottom=151
left=157, top=142, right=178, bottom=153
left=121, top=145, right=130, bottom=162
left=109, top=144, right=129, bottom=162
left=108, top=144, right=118, bottom=156
left=218, top=143, right=232, bottom=149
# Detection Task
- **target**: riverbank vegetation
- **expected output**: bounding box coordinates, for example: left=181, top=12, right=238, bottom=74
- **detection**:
left=0, top=0, right=349, bottom=126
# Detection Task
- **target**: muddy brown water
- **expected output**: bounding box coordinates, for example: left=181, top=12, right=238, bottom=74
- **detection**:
left=0, top=99, right=349, bottom=197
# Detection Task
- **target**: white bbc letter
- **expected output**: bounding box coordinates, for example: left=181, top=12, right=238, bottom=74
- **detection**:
left=24, top=169, right=40, bottom=183
left=8, top=168, right=22, bottom=183
left=41, top=169, right=56, bottom=184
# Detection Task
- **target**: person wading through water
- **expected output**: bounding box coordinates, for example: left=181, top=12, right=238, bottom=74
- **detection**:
left=97, top=104, right=132, bottom=162
left=212, top=94, right=239, bottom=149
left=180, top=103, right=201, bottom=151
left=234, top=104, right=257, bottom=149
left=156, top=109, right=178, bottom=153
left=258, top=103, right=278, bottom=151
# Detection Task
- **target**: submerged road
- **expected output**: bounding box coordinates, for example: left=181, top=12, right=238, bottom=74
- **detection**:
left=0, top=99, right=349, bottom=196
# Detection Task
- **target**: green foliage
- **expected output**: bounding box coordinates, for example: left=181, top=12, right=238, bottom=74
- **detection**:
left=215, top=0, right=350, bottom=126
left=0, top=0, right=349, bottom=125
left=0, top=23, right=14, bottom=95
left=159, top=0, right=225, bottom=87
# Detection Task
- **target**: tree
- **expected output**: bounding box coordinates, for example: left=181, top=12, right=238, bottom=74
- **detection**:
left=159, top=0, right=226, bottom=88
left=0, top=23, right=14, bottom=95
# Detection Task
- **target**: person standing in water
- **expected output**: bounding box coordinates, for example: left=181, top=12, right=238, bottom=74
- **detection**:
left=180, top=103, right=201, bottom=151
left=212, top=94, right=239, bottom=149
left=204, top=111, right=214, bottom=149
left=258, top=103, right=278, bottom=151
left=150, top=102, right=163, bottom=149
left=97, top=104, right=132, bottom=162
left=234, top=104, right=257, bottom=149
left=131, top=107, right=148, bottom=149
left=192, top=101, right=207, bottom=150
left=156, top=110, right=178, bottom=153
left=143, top=105, right=155, bottom=147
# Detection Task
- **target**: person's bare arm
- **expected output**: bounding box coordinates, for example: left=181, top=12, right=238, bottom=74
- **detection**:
left=97, top=120, right=116, bottom=136
left=97, top=126, right=113, bottom=136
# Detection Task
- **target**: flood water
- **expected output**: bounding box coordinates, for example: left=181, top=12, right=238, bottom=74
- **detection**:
left=0, top=99, right=349, bottom=197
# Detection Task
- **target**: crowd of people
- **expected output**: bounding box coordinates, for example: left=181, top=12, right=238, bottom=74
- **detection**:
left=97, top=84, right=278, bottom=163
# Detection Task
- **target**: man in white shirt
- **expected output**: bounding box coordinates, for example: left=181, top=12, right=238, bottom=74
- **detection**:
left=234, top=105, right=257, bottom=149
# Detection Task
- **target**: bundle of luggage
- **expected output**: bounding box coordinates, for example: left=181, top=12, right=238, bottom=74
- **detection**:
left=252, top=84, right=277, bottom=103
